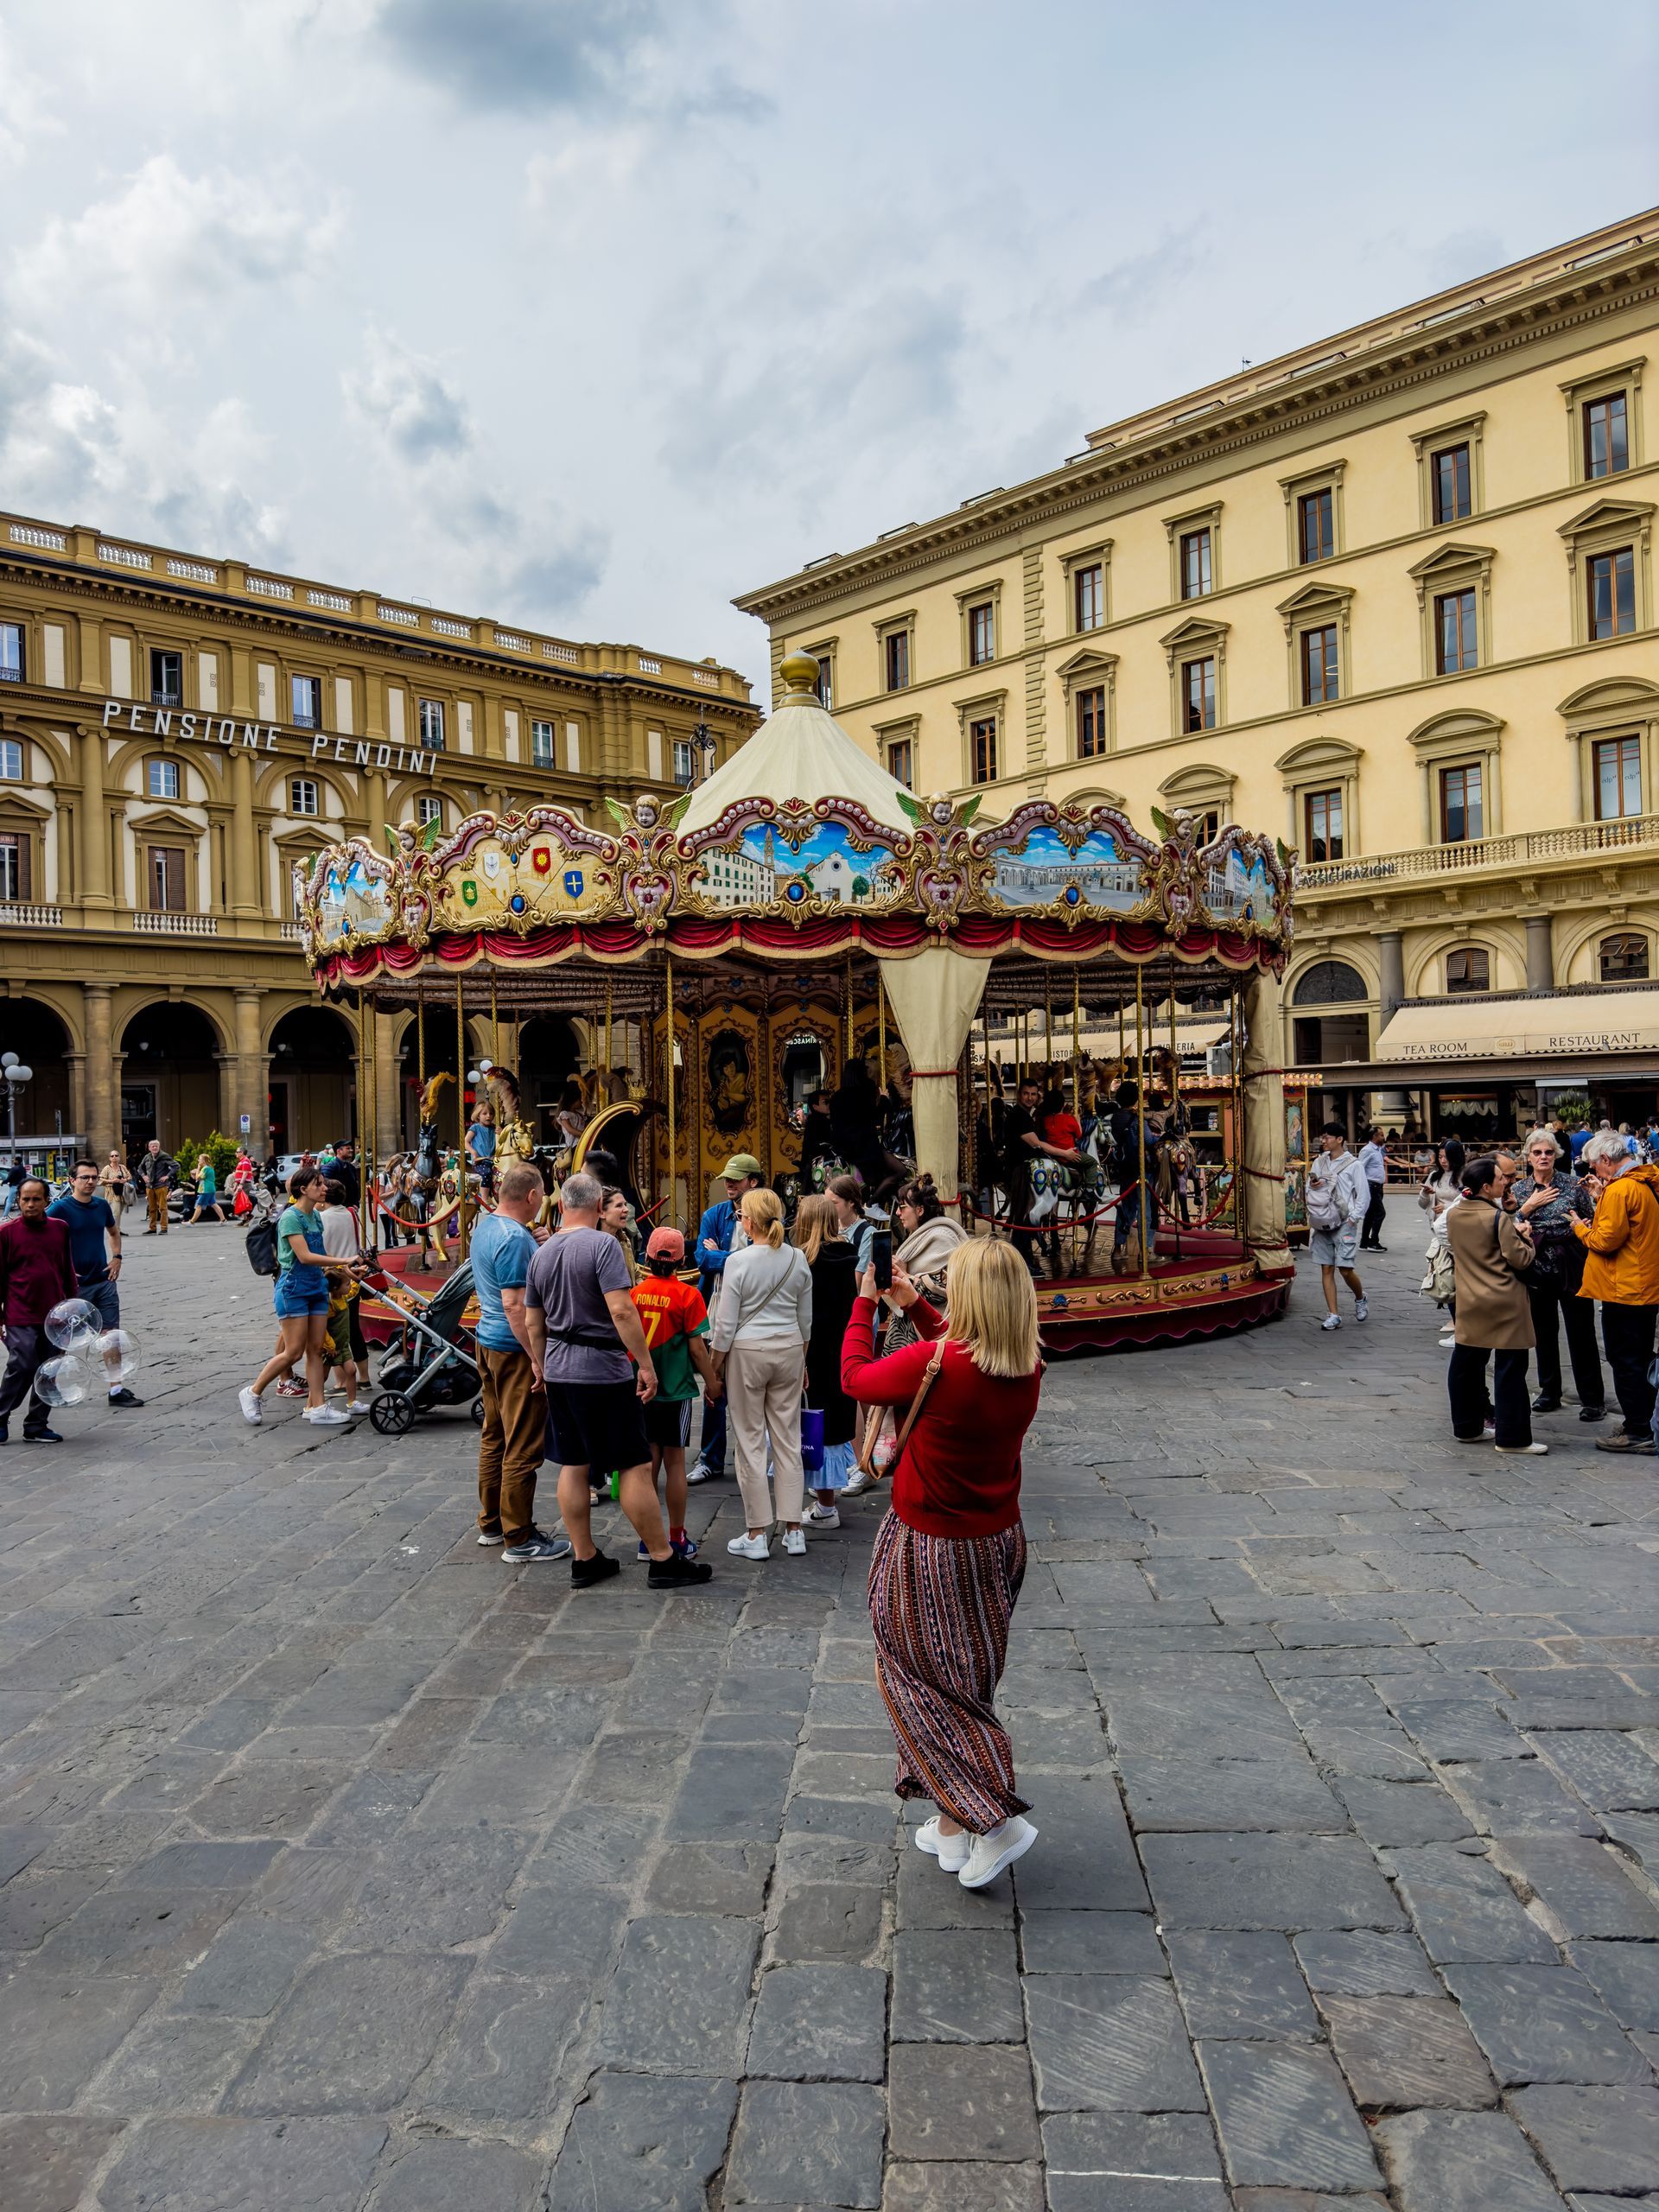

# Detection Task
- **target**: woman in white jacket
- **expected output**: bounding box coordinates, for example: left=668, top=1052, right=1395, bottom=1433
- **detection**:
left=1306, top=1122, right=1370, bottom=1332
left=710, top=1186, right=814, bottom=1560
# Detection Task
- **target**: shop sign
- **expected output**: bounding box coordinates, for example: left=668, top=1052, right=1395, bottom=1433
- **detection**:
left=99, top=700, right=437, bottom=781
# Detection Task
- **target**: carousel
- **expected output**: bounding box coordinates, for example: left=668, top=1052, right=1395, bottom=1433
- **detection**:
left=296, top=652, right=1300, bottom=1354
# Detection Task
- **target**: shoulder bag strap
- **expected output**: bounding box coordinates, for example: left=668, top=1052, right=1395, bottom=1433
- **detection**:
left=858, top=1338, right=946, bottom=1476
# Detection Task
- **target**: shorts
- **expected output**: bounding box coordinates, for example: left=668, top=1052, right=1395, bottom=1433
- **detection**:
left=79, top=1279, right=120, bottom=1330
left=274, top=1279, right=329, bottom=1319
left=324, top=1307, right=353, bottom=1365
left=544, top=1377, right=650, bottom=1474
left=1309, top=1224, right=1360, bottom=1268
left=644, top=1396, right=694, bottom=1448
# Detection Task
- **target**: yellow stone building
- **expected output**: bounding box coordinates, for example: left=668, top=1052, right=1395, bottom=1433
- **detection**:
left=737, top=212, right=1659, bottom=1138
left=0, top=516, right=755, bottom=1165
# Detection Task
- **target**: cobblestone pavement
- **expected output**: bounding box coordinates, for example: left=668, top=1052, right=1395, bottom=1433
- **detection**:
left=4, top=1197, right=1659, bottom=2210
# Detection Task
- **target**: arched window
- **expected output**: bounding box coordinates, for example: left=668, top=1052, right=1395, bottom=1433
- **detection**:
left=1446, top=948, right=1490, bottom=994
left=1600, top=931, right=1650, bottom=982
left=1292, top=960, right=1367, bottom=1006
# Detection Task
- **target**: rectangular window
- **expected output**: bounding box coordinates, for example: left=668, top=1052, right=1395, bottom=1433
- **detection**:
left=884, top=630, right=910, bottom=690
left=814, top=655, right=832, bottom=708
left=1584, top=391, right=1630, bottom=480
left=1180, top=656, right=1217, bottom=732
left=416, top=795, right=442, bottom=828
left=289, top=778, right=319, bottom=817
left=887, top=736, right=913, bottom=789
left=1434, top=587, right=1478, bottom=673
left=1446, top=947, right=1490, bottom=993
left=0, top=831, right=27, bottom=899
left=969, top=715, right=997, bottom=783
left=1431, top=442, right=1472, bottom=523
left=417, top=698, right=446, bottom=748
left=1440, top=761, right=1484, bottom=844
left=1073, top=563, right=1103, bottom=632
left=290, top=676, right=323, bottom=728
left=1300, top=624, right=1339, bottom=705
left=1587, top=547, right=1637, bottom=641
left=147, top=759, right=180, bottom=800
left=1297, top=488, right=1334, bottom=565
left=967, top=602, right=995, bottom=665
left=1593, top=734, right=1643, bottom=820
left=1304, top=787, right=1344, bottom=862
left=672, top=739, right=695, bottom=787
left=0, top=622, right=22, bottom=683
left=149, top=843, right=188, bottom=912
left=1179, top=529, right=1212, bottom=600
left=531, top=718, right=556, bottom=768
left=0, top=738, right=22, bottom=780
left=1077, top=685, right=1108, bottom=760
left=149, top=649, right=182, bottom=707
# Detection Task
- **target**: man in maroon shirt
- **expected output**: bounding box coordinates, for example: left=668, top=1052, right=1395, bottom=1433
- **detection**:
left=0, top=1177, right=78, bottom=1444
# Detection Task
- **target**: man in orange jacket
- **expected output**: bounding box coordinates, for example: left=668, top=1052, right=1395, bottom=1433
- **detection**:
left=1573, top=1129, right=1659, bottom=1454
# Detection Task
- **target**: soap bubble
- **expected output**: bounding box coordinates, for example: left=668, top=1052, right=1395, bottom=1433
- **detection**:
left=44, top=1298, right=100, bottom=1354
left=35, top=1355, right=88, bottom=1408
left=95, top=1329, right=139, bottom=1386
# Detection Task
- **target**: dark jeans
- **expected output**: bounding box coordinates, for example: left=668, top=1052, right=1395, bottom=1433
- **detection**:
left=1360, top=1183, right=1388, bottom=1248
left=1527, top=1269, right=1604, bottom=1408
left=1113, top=1179, right=1150, bottom=1251
left=0, top=1324, right=51, bottom=1435
left=1601, top=1300, right=1659, bottom=1434
left=697, top=1387, right=728, bottom=1471
left=1448, top=1343, right=1531, bottom=1446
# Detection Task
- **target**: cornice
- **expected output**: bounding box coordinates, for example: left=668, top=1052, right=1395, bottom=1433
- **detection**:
left=736, top=255, right=1659, bottom=623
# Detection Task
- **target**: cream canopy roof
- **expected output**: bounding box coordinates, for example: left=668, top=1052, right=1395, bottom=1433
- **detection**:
left=676, top=650, right=915, bottom=836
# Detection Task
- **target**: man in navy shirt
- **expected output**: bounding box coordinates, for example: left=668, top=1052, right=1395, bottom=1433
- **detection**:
left=688, top=1153, right=763, bottom=1484
left=48, top=1159, right=142, bottom=1408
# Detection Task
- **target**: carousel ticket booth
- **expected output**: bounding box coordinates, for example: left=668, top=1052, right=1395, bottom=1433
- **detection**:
left=296, top=654, right=1299, bottom=1353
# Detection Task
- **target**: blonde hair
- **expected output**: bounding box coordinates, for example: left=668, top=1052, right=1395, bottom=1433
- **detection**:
left=942, top=1238, right=1040, bottom=1378
left=793, top=1192, right=843, bottom=1265
left=741, top=1185, right=786, bottom=1250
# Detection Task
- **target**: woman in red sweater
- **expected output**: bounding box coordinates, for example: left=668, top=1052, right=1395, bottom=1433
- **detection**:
left=842, top=1236, right=1044, bottom=1890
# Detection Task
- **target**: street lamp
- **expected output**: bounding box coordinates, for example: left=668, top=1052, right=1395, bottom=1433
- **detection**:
left=1, top=1052, right=35, bottom=1183
left=691, top=715, right=717, bottom=783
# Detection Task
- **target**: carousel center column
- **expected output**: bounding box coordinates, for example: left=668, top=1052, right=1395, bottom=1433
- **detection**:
left=1241, top=964, right=1292, bottom=1274
left=876, top=944, right=988, bottom=1205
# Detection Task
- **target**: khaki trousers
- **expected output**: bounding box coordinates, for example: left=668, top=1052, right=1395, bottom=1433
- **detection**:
left=477, top=1344, right=543, bottom=1546
left=146, top=1184, right=168, bottom=1232
left=728, top=1338, right=806, bottom=1529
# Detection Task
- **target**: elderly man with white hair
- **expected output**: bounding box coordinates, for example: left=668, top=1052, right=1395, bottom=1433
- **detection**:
left=1572, top=1129, right=1659, bottom=1454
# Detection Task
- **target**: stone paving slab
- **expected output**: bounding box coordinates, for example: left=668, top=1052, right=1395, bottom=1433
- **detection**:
left=2, top=1215, right=1658, bottom=2206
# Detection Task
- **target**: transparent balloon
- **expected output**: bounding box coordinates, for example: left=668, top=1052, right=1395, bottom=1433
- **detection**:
left=34, top=1355, right=88, bottom=1408
left=95, top=1329, right=140, bottom=1387
left=44, top=1298, right=100, bottom=1354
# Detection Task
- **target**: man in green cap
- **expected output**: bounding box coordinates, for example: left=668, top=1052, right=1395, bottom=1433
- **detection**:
left=688, top=1154, right=765, bottom=1484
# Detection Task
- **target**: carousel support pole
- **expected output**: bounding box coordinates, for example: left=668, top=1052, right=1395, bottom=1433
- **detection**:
left=844, top=952, right=854, bottom=1065
left=1135, top=960, right=1150, bottom=1281
left=760, top=973, right=772, bottom=1184
left=603, top=976, right=613, bottom=1096
left=1166, top=965, right=1183, bottom=1261
left=361, top=989, right=376, bottom=1249
left=1230, top=983, right=1245, bottom=1236
left=1071, top=969, right=1082, bottom=1118
left=455, top=975, right=469, bottom=1262
left=877, top=973, right=887, bottom=1092
left=665, top=949, right=677, bottom=1228
left=490, top=970, right=500, bottom=1073
left=1044, top=970, right=1053, bottom=1090
left=1241, top=964, right=1290, bottom=1271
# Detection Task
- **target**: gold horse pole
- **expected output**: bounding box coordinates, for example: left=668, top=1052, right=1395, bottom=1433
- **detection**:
left=664, top=948, right=677, bottom=1227
left=455, top=974, right=469, bottom=1262
left=1135, top=959, right=1149, bottom=1281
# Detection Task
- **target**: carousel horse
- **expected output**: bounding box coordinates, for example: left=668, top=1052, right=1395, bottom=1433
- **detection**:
left=483, top=1065, right=537, bottom=1162
left=1026, top=1116, right=1111, bottom=1268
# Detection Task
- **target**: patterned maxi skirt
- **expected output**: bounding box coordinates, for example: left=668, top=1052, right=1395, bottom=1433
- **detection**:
left=868, top=1510, right=1029, bottom=1830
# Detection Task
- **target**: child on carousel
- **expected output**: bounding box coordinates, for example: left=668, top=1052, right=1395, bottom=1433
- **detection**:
left=1039, top=1084, right=1090, bottom=1172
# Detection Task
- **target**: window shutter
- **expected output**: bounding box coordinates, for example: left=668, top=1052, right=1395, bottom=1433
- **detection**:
left=150, top=844, right=187, bottom=912
left=16, top=831, right=30, bottom=901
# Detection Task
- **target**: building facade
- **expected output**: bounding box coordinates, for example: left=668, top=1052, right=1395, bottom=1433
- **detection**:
left=737, top=212, right=1659, bottom=1134
left=0, top=515, right=755, bottom=1164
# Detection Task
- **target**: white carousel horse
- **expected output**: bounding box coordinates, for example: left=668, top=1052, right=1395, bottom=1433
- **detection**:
left=1026, top=1119, right=1110, bottom=1268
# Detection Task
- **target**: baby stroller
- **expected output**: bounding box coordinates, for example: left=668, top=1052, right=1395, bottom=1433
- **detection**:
left=364, top=1262, right=483, bottom=1435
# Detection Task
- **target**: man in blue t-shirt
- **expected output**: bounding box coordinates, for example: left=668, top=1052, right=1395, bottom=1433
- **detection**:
left=48, top=1159, right=143, bottom=1408
left=470, top=1159, right=568, bottom=1564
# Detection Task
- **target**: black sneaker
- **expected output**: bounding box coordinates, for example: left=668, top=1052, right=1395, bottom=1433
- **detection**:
left=647, top=1554, right=714, bottom=1589
left=1531, top=1395, right=1562, bottom=1414
left=571, top=1550, right=620, bottom=1589
left=108, top=1388, right=144, bottom=1408
left=1580, top=1405, right=1609, bottom=1422
left=503, top=1529, right=573, bottom=1563
left=22, top=1427, right=62, bottom=1445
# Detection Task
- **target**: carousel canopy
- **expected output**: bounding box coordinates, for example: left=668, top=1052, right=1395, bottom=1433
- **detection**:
left=677, top=652, right=912, bottom=836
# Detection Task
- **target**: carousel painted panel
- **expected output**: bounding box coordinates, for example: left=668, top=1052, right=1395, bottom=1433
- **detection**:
left=1198, top=829, right=1289, bottom=933
left=424, top=809, right=621, bottom=933
left=973, top=803, right=1156, bottom=918
left=681, top=799, right=908, bottom=919
left=768, top=1003, right=840, bottom=1188
left=300, top=841, right=400, bottom=953
left=694, top=1002, right=766, bottom=1198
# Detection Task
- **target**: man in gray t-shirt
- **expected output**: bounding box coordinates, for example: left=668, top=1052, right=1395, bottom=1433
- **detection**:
left=524, top=1173, right=713, bottom=1594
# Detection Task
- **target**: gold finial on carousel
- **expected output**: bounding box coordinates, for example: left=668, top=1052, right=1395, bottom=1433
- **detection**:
left=779, top=650, right=824, bottom=702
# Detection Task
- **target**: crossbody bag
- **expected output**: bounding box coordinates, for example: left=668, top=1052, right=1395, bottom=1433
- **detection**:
left=856, top=1338, right=946, bottom=1478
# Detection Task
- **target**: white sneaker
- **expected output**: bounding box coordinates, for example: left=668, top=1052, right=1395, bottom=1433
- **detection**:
left=1320, top=1313, right=1342, bottom=1332
left=806, top=1504, right=842, bottom=1529
left=344, top=1401, right=370, bottom=1416
left=1495, top=1440, right=1549, bottom=1454
left=782, top=1528, right=807, bottom=1556
left=957, top=1815, right=1039, bottom=1889
left=913, top=1815, right=970, bottom=1872
left=302, top=1404, right=351, bottom=1426
left=842, top=1469, right=880, bottom=1497
left=1438, top=1332, right=1457, bottom=1348
left=238, top=1385, right=262, bottom=1427
left=1354, top=1297, right=1369, bottom=1321
left=727, top=1532, right=770, bottom=1560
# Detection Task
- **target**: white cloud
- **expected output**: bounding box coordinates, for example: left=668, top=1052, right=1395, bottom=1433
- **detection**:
left=12, top=155, right=341, bottom=318
left=0, top=23, right=59, bottom=174
left=342, top=329, right=472, bottom=462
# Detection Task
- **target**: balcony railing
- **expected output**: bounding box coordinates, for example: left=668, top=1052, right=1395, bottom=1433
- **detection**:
left=133, top=912, right=218, bottom=935
left=1300, top=813, right=1659, bottom=891
left=0, top=901, right=63, bottom=926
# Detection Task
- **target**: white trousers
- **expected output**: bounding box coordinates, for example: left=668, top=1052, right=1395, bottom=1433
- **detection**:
left=728, top=1338, right=806, bottom=1529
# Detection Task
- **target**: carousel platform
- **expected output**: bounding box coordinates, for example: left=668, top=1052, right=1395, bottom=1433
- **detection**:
left=1033, top=1236, right=1294, bottom=1355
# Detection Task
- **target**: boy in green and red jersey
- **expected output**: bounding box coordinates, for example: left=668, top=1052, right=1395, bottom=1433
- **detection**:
left=630, top=1226, right=721, bottom=1559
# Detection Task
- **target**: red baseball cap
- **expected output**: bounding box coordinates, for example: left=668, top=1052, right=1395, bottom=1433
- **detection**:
left=645, top=1225, right=686, bottom=1262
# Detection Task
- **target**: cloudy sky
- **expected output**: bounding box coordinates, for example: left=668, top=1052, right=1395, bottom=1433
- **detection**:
left=2, top=2, right=1652, bottom=691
